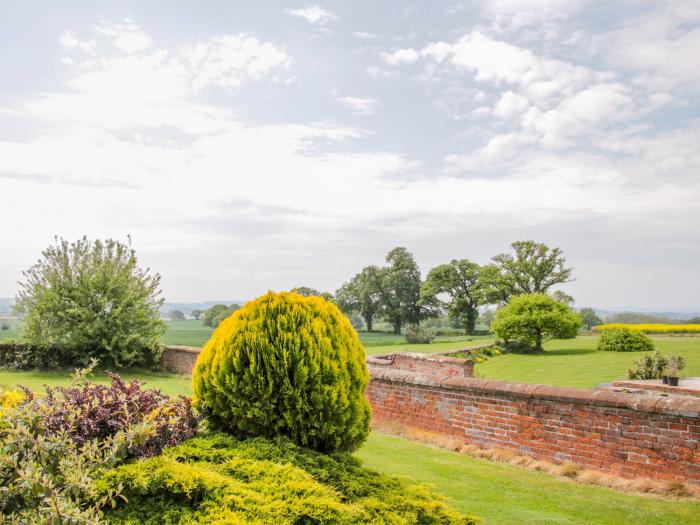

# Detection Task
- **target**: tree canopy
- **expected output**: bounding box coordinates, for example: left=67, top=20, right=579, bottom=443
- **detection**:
left=293, top=287, right=333, bottom=301
left=169, top=309, right=185, bottom=321
left=578, top=307, right=603, bottom=329
left=492, top=293, right=581, bottom=352
left=420, top=259, right=486, bottom=334
left=484, top=241, right=574, bottom=303
left=335, top=265, right=382, bottom=331
left=378, top=247, right=426, bottom=334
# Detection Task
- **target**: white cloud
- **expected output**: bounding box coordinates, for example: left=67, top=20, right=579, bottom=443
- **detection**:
left=352, top=31, right=379, bottom=40
left=59, top=31, right=96, bottom=54
left=285, top=5, right=337, bottom=26
left=183, top=35, right=291, bottom=91
left=594, top=3, right=700, bottom=92
left=337, top=96, right=379, bottom=115
left=382, top=48, right=420, bottom=65
left=96, top=19, right=152, bottom=53
left=39, top=29, right=292, bottom=133
left=493, top=91, right=528, bottom=118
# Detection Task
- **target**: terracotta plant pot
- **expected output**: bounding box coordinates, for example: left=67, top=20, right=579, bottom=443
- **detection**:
left=661, top=375, right=669, bottom=384
left=668, top=376, right=679, bottom=387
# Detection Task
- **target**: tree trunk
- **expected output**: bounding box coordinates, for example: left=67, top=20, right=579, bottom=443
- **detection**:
left=535, top=329, right=543, bottom=352
left=364, top=314, right=373, bottom=332
left=465, top=309, right=477, bottom=335
left=393, top=321, right=401, bottom=335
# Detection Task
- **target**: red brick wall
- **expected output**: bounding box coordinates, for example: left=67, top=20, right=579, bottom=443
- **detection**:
left=162, top=346, right=700, bottom=484
left=161, top=345, right=201, bottom=375
left=367, top=366, right=700, bottom=484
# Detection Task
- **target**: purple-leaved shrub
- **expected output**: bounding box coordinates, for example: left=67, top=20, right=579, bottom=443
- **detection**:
left=38, top=371, right=200, bottom=457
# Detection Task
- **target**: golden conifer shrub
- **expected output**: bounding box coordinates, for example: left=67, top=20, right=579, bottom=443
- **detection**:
left=192, top=291, right=371, bottom=453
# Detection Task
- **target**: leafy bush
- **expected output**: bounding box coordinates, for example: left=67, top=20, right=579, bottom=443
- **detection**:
left=41, top=369, right=199, bottom=457
left=99, top=432, right=478, bottom=524
left=0, top=322, right=9, bottom=331
left=193, top=291, right=371, bottom=453
left=627, top=350, right=668, bottom=379
left=15, top=236, right=165, bottom=367
left=405, top=323, right=434, bottom=344
left=0, top=387, right=24, bottom=417
left=598, top=328, right=655, bottom=352
left=667, top=354, right=686, bottom=376
left=0, top=341, right=62, bottom=370
left=0, top=368, right=200, bottom=522
left=492, top=294, right=581, bottom=352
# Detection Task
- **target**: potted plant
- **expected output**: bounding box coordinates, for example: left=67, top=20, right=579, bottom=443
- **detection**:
left=666, top=355, right=686, bottom=387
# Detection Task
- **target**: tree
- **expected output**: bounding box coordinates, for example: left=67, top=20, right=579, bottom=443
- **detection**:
left=484, top=241, right=574, bottom=303
left=202, top=304, right=228, bottom=327
left=193, top=291, right=371, bottom=453
left=293, top=287, right=333, bottom=301
left=191, top=309, right=204, bottom=320
left=335, top=265, right=382, bottom=331
left=169, top=309, right=185, bottom=321
left=579, top=307, right=602, bottom=329
left=14, top=236, right=165, bottom=367
left=378, top=247, right=426, bottom=334
left=551, top=290, right=574, bottom=306
left=420, top=259, right=486, bottom=335
left=492, top=293, right=581, bottom=352
left=478, top=308, right=495, bottom=330
left=210, top=304, right=241, bottom=328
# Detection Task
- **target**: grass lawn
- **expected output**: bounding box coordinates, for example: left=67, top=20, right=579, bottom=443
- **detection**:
left=366, top=336, right=494, bottom=356
left=477, top=335, right=700, bottom=388
left=0, top=368, right=192, bottom=398
left=358, top=433, right=700, bottom=525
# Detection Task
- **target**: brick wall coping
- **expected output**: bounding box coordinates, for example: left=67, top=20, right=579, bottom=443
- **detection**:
left=367, top=352, right=474, bottom=366
left=611, top=379, right=700, bottom=397
left=163, top=345, right=202, bottom=355
left=368, top=366, right=700, bottom=419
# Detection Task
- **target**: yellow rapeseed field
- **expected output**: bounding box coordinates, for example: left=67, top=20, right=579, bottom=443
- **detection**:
left=595, top=323, right=700, bottom=334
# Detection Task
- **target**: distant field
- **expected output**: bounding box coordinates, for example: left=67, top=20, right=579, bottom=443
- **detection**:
left=477, top=335, right=700, bottom=388
left=596, top=323, right=700, bottom=334
left=2, top=318, right=491, bottom=355
left=0, top=319, right=22, bottom=341
left=160, top=320, right=492, bottom=351
left=161, top=319, right=214, bottom=346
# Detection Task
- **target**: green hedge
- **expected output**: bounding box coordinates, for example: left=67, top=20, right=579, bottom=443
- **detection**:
left=597, top=328, right=655, bottom=352
left=0, top=342, right=61, bottom=369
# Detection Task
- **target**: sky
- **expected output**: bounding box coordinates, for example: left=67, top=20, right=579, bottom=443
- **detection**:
left=1, top=1, right=699, bottom=309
